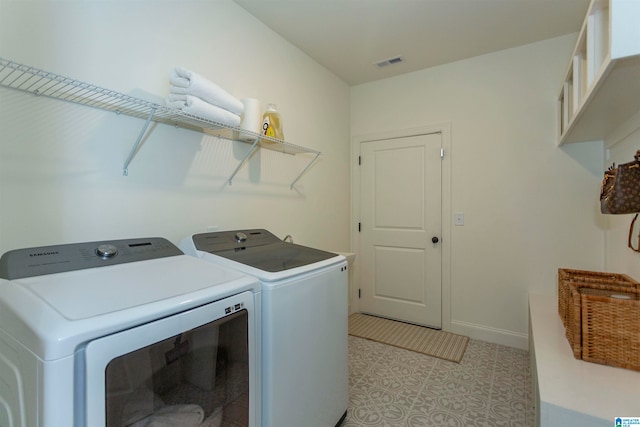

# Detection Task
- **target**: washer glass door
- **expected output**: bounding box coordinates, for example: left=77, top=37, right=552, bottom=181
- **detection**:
left=105, top=311, right=248, bottom=426
left=83, top=291, right=255, bottom=427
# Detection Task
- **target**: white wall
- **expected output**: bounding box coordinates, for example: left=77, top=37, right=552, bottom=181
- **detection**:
left=604, top=112, right=640, bottom=279
left=0, top=0, right=351, bottom=254
left=351, top=34, right=605, bottom=348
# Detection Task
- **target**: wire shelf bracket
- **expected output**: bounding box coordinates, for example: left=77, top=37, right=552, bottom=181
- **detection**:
left=291, top=152, right=321, bottom=190
left=228, top=136, right=261, bottom=186
left=123, top=107, right=156, bottom=176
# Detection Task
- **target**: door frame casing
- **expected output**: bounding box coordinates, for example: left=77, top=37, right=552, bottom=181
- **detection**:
left=350, top=122, right=452, bottom=332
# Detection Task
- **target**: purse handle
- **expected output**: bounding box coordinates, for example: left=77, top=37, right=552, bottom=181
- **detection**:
left=627, top=150, right=640, bottom=249
left=629, top=213, right=640, bottom=252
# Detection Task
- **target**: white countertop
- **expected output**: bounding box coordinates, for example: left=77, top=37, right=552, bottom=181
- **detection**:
left=335, top=252, right=356, bottom=264
left=529, top=294, right=640, bottom=424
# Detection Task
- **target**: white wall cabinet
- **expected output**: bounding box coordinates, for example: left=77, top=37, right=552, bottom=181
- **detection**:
left=558, top=0, right=640, bottom=145
left=0, top=57, right=321, bottom=188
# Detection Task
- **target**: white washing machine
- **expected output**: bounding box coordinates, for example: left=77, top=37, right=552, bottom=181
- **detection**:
left=0, top=237, right=261, bottom=427
left=180, top=229, right=349, bottom=427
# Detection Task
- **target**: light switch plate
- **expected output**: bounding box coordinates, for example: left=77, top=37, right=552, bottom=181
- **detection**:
left=454, top=213, right=464, bottom=226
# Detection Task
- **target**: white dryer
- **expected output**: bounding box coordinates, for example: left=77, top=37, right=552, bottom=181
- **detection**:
left=180, top=229, right=349, bottom=427
left=0, top=237, right=261, bottom=427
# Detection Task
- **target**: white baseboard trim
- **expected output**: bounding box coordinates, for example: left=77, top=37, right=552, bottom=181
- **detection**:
left=450, top=320, right=528, bottom=350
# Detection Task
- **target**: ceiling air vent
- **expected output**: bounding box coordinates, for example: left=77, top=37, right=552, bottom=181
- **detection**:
left=375, top=56, right=404, bottom=68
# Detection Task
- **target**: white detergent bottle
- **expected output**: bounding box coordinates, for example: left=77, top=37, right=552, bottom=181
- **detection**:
left=262, top=103, right=284, bottom=140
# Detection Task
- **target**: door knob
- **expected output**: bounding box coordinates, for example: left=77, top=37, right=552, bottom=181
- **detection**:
left=432, top=236, right=439, bottom=244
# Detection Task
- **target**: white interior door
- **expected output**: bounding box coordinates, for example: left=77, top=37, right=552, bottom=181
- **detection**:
left=359, top=132, right=442, bottom=328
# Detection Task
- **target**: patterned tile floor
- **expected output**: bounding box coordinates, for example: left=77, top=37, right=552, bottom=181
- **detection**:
left=344, top=336, right=534, bottom=427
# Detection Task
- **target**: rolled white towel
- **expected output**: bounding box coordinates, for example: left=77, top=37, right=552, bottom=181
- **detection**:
left=166, top=95, right=241, bottom=128
left=170, top=67, right=243, bottom=116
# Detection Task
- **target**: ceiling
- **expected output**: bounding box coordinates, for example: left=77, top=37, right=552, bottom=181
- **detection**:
left=233, top=0, right=590, bottom=86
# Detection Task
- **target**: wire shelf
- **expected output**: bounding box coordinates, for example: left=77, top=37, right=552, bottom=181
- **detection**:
left=0, top=57, right=321, bottom=184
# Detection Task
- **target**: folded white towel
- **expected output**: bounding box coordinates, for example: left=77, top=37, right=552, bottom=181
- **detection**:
left=166, top=93, right=189, bottom=103
left=170, top=67, right=243, bottom=116
left=128, top=404, right=204, bottom=427
left=200, top=406, right=223, bottom=427
left=166, top=95, right=241, bottom=128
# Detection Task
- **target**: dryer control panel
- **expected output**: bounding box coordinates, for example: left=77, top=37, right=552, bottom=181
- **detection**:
left=0, top=237, right=183, bottom=279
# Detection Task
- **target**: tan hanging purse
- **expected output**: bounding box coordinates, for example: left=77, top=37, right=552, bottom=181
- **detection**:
left=600, top=150, right=640, bottom=214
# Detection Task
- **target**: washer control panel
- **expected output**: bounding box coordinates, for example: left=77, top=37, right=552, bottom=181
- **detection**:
left=0, top=237, right=183, bottom=280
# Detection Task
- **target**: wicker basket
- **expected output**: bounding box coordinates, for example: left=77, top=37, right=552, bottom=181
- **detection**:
left=557, top=268, right=638, bottom=328
left=581, top=289, right=640, bottom=371
left=564, top=283, right=640, bottom=359
left=565, top=284, right=583, bottom=359
left=565, top=283, right=640, bottom=359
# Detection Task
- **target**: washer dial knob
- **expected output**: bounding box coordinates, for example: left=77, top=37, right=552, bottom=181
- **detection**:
left=235, top=232, right=248, bottom=243
left=96, top=244, right=118, bottom=258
